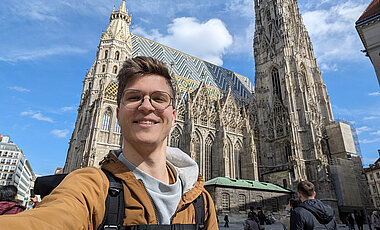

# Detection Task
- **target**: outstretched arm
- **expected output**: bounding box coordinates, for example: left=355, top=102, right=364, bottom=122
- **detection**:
left=0, top=167, right=109, bottom=230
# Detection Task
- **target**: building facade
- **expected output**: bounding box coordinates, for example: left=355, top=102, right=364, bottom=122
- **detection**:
left=0, top=135, right=35, bottom=206
left=63, top=0, right=371, bottom=217
left=356, top=0, right=380, bottom=86
left=365, top=150, right=380, bottom=209
left=205, top=177, right=292, bottom=216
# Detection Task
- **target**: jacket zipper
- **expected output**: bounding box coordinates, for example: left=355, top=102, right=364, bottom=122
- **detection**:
left=170, top=202, right=191, bottom=223
left=138, top=179, right=160, bottom=224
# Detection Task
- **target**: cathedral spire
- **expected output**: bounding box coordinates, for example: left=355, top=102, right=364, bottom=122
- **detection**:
left=117, top=0, right=127, bottom=13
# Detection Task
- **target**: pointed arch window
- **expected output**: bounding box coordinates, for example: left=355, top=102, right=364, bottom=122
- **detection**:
left=115, top=51, right=120, bottom=60
left=205, top=136, right=213, bottom=181
left=102, top=65, right=106, bottom=73
left=272, top=68, right=282, bottom=102
left=170, top=127, right=181, bottom=148
left=192, top=133, right=201, bottom=165
left=104, top=50, right=108, bottom=59
left=114, top=121, right=121, bottom=133
left=235, top=143, right=242, bottom=179
left=101, top=109, right=111, bottom=131
left=113, top=66, right=118, bottom=74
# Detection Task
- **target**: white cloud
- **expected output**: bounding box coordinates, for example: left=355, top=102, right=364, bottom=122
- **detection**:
left=8, top=86, right=31, bottom=93
left=225, top=0, right=254, bottom=18
left=51, top=129, right=69, bottom=138
left=0, top=46, right=87, bottom=63
left=361, top=137, right=380, bottom=144
left=356, top=126, right=371, bottom=134
left=370, top=130, right=380, bottom=136
left=61, top=106, right=75, bottom=112
left=369, top=92, right=380, bottom=96
left=137, top=17, right=233, bottom=66
left=301, top=1, right=368, bottom=71
left=364, top=116, right=378, bottom=120
left=20, top=110, right=53, bottom=123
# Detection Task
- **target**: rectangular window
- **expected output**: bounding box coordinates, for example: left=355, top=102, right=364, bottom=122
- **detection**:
left=0, top=158, right=5, bottom=164
left=6, top=159, right=11, bottom=164
left=373, top=185, right=378, bottom=194
left=370, top=174, right=374, bottom=180
left=3, top=151, right=8, bottom=157
left=377, top=172, right=380, bottom=179
left=114, top=122, right=121, bottom=133
left=9, top=152, right=13, bottom=157
left=14, top=152, right=19, bottom=157
left=12, top=159, right=17, bottom=165
left=4, top=166, right=9, bottom=171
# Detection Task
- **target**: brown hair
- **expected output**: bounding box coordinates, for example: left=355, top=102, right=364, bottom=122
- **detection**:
left=116, top=56, right=176, bottom=108
left=297, top=180, right=315, bottom=197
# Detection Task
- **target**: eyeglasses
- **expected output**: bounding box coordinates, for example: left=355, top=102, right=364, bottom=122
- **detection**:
left=121, top=90, right=173, bottom=111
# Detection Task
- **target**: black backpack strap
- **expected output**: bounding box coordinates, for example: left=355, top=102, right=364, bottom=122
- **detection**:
left=192, top=193, right=205, bottom=229
left=97, top=169, right=125, bottom=230
left=122, top=224, right=199, bottom=230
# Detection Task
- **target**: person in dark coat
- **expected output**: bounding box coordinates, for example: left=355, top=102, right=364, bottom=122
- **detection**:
left=347, top=213, right=355, bottom=230
left=354, top=210, right=364, bottom=230
left=290, top=181, right=337, bottom=230
left=257, top=207, right=266, bottom=226
left=245, top=211, right=260, bottom=230
left=0, top=185, right=25, bottom=215
left=224, top=213, right=229, bottom=227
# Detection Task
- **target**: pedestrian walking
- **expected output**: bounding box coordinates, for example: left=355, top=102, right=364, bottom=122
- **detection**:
left=354, top=210, right=364, bottom=230
left=224, top=213, right=230, bottom=228
left=257, top=207, right=266, bottom=226
left=347, top=213, right=355, bottom=230
left=0, top=185, right=25, bottom=215
left=371, top=211, right=380, bottom=230
left=245, top=211, right=260, bottom=230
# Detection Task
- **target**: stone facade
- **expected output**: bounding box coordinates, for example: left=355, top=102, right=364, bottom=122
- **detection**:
left=63, top=0, right=372, bottom=217
left=365, top=150, right=380, bottom=209
left=204, top=177, right=292, bottom=216
left=63, top=0, right=258, bottom=182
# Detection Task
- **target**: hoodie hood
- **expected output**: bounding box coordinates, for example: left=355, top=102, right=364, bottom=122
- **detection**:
left=300, top=199, right=335, bottom=224
left=166, top=146, right=199, bottom=193
left=0, top=201, right=25, bottom=215
left=108, top=147, right=200, bottom=194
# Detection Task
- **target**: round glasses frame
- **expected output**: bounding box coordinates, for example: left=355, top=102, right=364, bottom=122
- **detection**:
left=121, top=90, right=173, bottom=111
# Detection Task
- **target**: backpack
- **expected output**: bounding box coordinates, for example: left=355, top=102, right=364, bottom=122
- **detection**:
left=34, top=169, right=205, bottom=230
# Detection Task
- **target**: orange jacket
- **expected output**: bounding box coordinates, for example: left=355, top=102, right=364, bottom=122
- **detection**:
left=0, top=151, right=218, bottom=229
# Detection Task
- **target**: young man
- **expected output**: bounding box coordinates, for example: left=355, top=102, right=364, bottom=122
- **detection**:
left=0, top=56, right=218, bottom=229
left=290, top=181, right=337, bottom=230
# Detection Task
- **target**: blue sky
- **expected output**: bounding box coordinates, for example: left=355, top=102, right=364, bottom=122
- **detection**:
left=0, top=0, right=379, bottom=176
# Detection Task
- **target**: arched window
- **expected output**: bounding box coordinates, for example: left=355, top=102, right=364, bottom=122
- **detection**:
left=192, top=133, right=201, bottom=165
left=113, top=66, right=118, bottom=74
left=115, top=51, right=120, bottom=60
left=272, top=68, right=282, bottom=102
left=239, top=194, right=246, bottom=211
left=205, top=136, right=213, bottom=181
left=102, top=65, right=106, bottom=73
left=222, top=193, right=230, bottom=211
left=104, top=50, right=108, bottom=59
left=235, top=142, right=242, bottom=179
left=114, top=121, right=121, bottom=133
left=101, top=109, right=111, bottom=131
left=170, top=127, right=181, bottom=148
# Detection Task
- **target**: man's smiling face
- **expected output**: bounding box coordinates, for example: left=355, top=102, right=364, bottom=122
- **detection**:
left=117, top=74, right=175, bottom=148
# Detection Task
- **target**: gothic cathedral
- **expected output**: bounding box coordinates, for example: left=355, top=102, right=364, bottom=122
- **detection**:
left=64, top=0, right=369, bottom=212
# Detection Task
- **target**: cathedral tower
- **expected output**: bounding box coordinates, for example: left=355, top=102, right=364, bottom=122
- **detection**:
left=64, top=0, right=132, bottom=173
left=253, top=0, right=337, bottom=202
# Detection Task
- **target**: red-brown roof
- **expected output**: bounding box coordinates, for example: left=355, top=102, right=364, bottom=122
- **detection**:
left=357, top=0, right=380, bottom=24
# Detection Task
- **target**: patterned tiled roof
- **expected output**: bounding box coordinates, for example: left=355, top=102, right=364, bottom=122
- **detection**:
left=357, top=0, right=380, bottom=24
left=131, top=34, right=254, bottom=100
left=104, top=81, right=118, bottom=101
